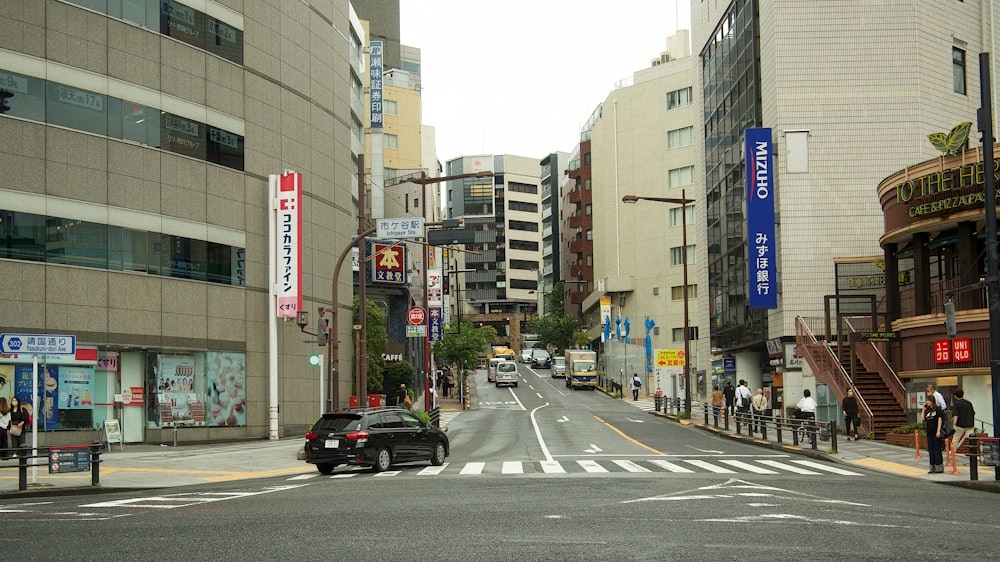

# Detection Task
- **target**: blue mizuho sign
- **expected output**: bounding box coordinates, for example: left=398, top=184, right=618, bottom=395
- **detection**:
left=744, top=128, right=777, bottom=309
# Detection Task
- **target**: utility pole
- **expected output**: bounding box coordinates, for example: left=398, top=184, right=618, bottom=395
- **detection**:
left=358, top=154, right=369, bottom=407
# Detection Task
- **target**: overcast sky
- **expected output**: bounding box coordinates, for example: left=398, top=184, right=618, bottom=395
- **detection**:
left=399, top=1, right=692, bottom=164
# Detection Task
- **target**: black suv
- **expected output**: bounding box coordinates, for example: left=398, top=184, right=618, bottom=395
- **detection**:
left=304, top=407, right=449, bottom=474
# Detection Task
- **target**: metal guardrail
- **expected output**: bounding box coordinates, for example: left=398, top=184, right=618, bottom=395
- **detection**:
left=677, top=400, right=839, bottom=452
left=1, top=444, right=103, bottom=491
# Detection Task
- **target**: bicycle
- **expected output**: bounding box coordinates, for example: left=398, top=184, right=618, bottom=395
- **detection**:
left=792, top=410, right=816, bottom=444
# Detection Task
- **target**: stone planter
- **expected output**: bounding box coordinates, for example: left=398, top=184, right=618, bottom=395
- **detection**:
left=885, top=432, right=925, bottom=449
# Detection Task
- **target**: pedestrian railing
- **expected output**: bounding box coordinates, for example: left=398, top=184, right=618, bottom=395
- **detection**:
left=685, top=401, right=837, bottom=452
left=0, top=444, right=103, bottom=491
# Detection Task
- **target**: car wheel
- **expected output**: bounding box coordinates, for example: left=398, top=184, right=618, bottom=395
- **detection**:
left=316, top=463, right=335, bottom=475
left=372, top=448, right=392, bottom=472
left=431, top=442, right=447, bottom=466
left=513, top=383, right=518, bottom=387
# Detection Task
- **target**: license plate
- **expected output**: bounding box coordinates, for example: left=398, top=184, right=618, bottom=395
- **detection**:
left=325, top=439, right=339, bottom=449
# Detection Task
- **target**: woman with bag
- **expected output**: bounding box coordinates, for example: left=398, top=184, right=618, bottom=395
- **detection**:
left=0, top=397, right=10, bottom=459
left=842, top=388, right=861, bottom=440
left=922, top=396, right=944, bottom=474
left=8, top=397, right=28, bottom=450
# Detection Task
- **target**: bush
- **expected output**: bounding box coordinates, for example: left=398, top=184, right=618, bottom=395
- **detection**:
left=677, top=410, right=690, bottom=420
left=890, top=422, right=924, bottom=435
left=414, top=410, right=431, bottom=425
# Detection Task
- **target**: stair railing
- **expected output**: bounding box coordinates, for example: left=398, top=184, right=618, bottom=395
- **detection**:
left=843, top=316, right=906, bottom=410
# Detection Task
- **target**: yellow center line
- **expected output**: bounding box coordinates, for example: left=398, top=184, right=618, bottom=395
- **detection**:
left=593, top=416, right=665, bottom=455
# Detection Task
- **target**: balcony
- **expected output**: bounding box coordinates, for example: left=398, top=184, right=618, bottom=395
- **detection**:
left=568, top=212, right=591, bottom=231
left=570, top=264, right=589, bottom=280
left=568, top=188, right=583, bottom=204
left=569, top=239, right=591, bottom=254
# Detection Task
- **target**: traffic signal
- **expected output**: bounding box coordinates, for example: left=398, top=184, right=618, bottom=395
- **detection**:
left=944, top=301, right=957, bottom=337
left=317, top=317, right=329, bottom=346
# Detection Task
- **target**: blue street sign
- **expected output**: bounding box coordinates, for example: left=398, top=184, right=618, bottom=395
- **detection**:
left=0, top=334, right=77, bottom=355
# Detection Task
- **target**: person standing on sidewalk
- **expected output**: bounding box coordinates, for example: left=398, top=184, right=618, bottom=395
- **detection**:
left=750, top=388, right=768, bottom=433
left=925, top=384, right=947, bottom=411
left=842, top=388, right=860, bottom=440
left=711, top=386, right=724, bottom=425
left=922, top=395, right=944, bottom=473
left=723, top=381, right=736, bottom=417
left=395, top=384, right=409, bottom=408
left=445, top=371, right=456, bottom=398
left=0, top=397, right=10, bottom=459
left=735, top=380, right=752, bottom=426
left=8, top=397, right=27, bottom=449
left=630, top=373, right=642, bottom=401
left=950, top=389, right=976, bottom=452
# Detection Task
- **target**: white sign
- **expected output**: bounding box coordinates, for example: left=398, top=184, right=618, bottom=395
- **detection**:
left=406, top=325, right=427, bottom=337
left=271, top=172, right=302, bottom=319
left=0, top=334, right=76, bottom=355
left=377, top=217, right=425, bottom=239
left=370, top=41, right=383, bottom=128
left=427, top=268, right=443, bottom=306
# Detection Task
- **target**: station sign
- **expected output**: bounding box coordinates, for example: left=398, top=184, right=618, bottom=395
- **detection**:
left=377, top=217, right=424, bottom=239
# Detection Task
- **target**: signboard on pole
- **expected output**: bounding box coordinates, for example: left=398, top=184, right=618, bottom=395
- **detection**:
left=377, top=217, right=424, bottom=239
left=428, top=307, right=443, bottom=342
left=745, top=127, right=777, bottom=308
left=0, top=334, right=76, bottom=355
left=408, top=307, right=426, bottom=326
left=369, top=41, right=383, bottom=128
left=427, top=269, right=443, bottom=307
left=372, top=243, right=405, bottom=283
left=271, top=171, right=303, bottom=319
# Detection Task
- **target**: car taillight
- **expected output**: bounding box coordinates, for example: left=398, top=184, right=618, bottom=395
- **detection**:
left=305, top=432, right=318, bottom=440
left=346, top=430, right=369, bottom=440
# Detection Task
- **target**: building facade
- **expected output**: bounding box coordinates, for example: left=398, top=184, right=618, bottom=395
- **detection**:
left=0, top=0, right=360, bottom=444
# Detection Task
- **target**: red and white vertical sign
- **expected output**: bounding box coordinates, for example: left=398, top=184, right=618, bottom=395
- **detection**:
left=271, top=172, right=302, bottom=319
left=934, top=340, right=951, bottom=364
left=953, top=338, right=972, bottom=363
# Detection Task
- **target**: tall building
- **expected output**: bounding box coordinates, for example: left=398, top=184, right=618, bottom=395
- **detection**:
left=692, top=1, right=999, bottom=426
left=0, top=1, right=360, bottom=444
left=445, top=155, right=542, bottom=345
left=539, top=151, right=567, bottom=315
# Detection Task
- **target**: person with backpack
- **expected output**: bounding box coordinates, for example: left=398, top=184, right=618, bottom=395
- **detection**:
left=735, top=380, right=753, bottom=426
left=950, top=389, right=976, bottom=452
left=8, top=397, right=28, bottom=449
left=630, top=373, right=642, bottom=401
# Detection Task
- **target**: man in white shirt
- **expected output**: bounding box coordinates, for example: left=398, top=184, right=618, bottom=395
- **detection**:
left=795, top=389, right=817, bottom=420
left=925, top=384, right=947, bottom=411
left=735, top=380, right=753, bottom=426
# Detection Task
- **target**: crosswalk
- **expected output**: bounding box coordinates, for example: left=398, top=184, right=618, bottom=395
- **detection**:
left=288, top=457, right=863, bottom=480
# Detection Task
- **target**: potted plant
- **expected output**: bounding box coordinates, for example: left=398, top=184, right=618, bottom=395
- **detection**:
left=884, top=422, right=925, bottom=449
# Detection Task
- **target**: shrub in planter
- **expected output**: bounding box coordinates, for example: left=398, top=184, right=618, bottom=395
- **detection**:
left=890, top=422, right=924, bottom=435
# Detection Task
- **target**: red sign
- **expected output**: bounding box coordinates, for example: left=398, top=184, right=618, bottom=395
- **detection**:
left=934, top=340, right=951, bottom=364
left=953, top=338, right=972, bottom=363
left=408, top=307, right=426, bottom=325
left=373, top=243, right=405, bottom=283
left=123, top=386, right=145, bottom=406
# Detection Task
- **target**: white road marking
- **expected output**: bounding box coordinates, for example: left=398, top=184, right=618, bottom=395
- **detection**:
left=613, top=460, right=651, bottom=473
left=647, top=460, right=695, bottom=473
left=460, top=462, right=485, bottom=475
left=288, top=474, right=319, bottom=480
left=540, top=461, right=566, bottom=474
left=536, top=392, right=544, bottom=399
left=374, top=470, right=401, bottom=477
left=683, top=460, right=737, bottom=473
left=80, top=485, right=306, bottom=509
left=556, top=415, right=569, bottom=423
left=719, top=460, right=779, bottom=474
left=508, top=387, right=528, bottom=410
left=625, top=417, right=644, bottom=423
left=791, top=460, right=863, bottom=476
left=330, top=473, right=357, bottom=479
left=529, top=402, right=553, bottom=462
left=502, top=461, right=524, bottom=474
left=687, top=446, right=724, bottom=454
left=418, top=464, right=449, bottom=476
left=577, top=460, right=609, bottom=473
left=757, top=460, right=821, bottom=474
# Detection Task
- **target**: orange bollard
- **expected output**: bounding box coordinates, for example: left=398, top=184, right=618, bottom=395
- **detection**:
left=949, top=440, right=960, bottom=475
left=914, top=430, right=922, bottom=459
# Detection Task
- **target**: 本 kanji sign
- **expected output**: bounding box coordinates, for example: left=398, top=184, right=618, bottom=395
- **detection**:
left=373, top=243, right=405, bottom=283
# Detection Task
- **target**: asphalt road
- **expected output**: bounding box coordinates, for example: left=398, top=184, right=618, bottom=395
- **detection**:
left=4, top=363, right=999, bottom=559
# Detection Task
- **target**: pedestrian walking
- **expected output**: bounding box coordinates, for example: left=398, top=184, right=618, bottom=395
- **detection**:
left=445, top=371, right=456, bottom=398
left=8, top=397, right=27, bottom=449
left=922, top=396, right=945, bottom=473
left=751, top=388, right=768, bottom=433
left=925, top=384, right=947, bottom=411
left=842, top=388, right=860, bottom=440
left=950, top=389, right=976, bottom=452
left=0, top=397, right=10, bottom=459
left=735, top=380, right=752, bottom=426
left=723, top=381, right=736, bottom=417
left=396, top=384, right=410, bottom=409
left=630, top=373, right=642, bottom=401
left=710, top=386, right=724, bottom=425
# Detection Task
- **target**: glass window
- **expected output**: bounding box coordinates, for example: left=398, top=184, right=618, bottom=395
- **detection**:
left=669, top=205, right=695, bottom=227
left=953, top=47, right=966, bottom=95
left=160, top=0, right=206, bottom=50
left=119, top=0, right=158, bottom=29
left=109, top=99, right=159, bottom=146
left=383, top=134, right=398, bottom=149
left=206, top=17, right=244, bottom=65
left=384, top=99, right=397, bottom=115
left=46, top=217, right=108, bottom=269
left=161, top=112, right=207, bottom=161
left=208, top=126, right=244, bottom=170
left=67, top=0, right=107, bottom=11
left=585, top=204, right=592, bottom=215
left=666, top=87, right=693, bottom=109
left=671, top=284, right=698, bottom=299
left=0, top=211, right=45, bottom=261
left=46, top=82, right=108, bottom=136
left=672, top=326, right=699, bottom=342
left=668, top=126, right=692, bottom=149
left=669, top=166, right=694, bottom=187
left=0, top=70, right=45, bottom=121
left=670, top=245, right=697, bottom=266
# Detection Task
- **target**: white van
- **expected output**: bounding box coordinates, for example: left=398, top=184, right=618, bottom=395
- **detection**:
left=488, top=358, right=502, bottom=382
left=495, top=360, right=519, bottom=387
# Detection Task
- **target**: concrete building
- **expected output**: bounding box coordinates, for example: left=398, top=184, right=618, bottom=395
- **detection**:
left=691, top=0, right=999, bottom=427
left=444, top=154, right=543, bottom=346
left=0, top=0, right=361, bottom=444
left=539, top=151, right=568, bottom=316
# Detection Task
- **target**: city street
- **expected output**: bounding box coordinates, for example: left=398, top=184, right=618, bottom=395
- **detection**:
left=4, top=363, right=999, bottom=559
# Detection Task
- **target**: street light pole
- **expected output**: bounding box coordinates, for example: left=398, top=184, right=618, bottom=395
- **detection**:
left=622, top=191, right=695, bottom=413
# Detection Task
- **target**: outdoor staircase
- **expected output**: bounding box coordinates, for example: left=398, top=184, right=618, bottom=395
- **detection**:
left=835, top=345, right=908, bottom=439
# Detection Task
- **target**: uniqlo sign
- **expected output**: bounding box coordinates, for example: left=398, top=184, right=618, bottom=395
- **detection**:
left=934, top=340, right=951, bottom=364
left=953, top=338, right=972, bottom=363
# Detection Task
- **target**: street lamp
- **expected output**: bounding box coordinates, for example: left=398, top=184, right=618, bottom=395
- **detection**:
left=622, top=190, right=695, bottom=413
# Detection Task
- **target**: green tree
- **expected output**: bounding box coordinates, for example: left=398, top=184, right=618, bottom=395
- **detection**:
left=385, top=360, right=415, bottom=399
left=353, top=296, right=388, bottom=394
left=433, top=322, right=496, bottom=375
left=528, top=315, right=578, bottom=353
left=548, top=282, right=565, bottom=315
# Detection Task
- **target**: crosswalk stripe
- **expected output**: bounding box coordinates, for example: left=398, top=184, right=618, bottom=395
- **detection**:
left=612, top=460, right=651, bottom=473
left=647, top=460, right=695, bottom=473
left=460, top=462, right=485, bottom=475
left=417, top=464, right=449, bottom=476
left=790, top=460, right=863, bottom=476
left=502, top=461, right=524, bottom=474
left=756, top=460, right=821, bottom=475
left=288, top=474, right=318, bottom=480
left=719, top=460, right=779, bottom=474
left=577, top=460, right=609, bottom=473
left=540, top=461, right=566, bottom=474
left=683, top=459, right=737, bottom=473
left=329, top=473, right=357, bottom=478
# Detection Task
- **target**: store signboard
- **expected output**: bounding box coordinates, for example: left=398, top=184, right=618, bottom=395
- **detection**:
left=745, top=127, right=777, bottom=308
left=370, top=41, right=383, bottom=128
left=271, top=171, right=303, bottom=319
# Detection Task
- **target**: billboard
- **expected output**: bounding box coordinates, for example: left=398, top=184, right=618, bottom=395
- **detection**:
left=369, top=41, right=383, bottom=128
left=373, top=243, right=405, bottom=283
left=745, top=128, right=777, bottom=308
left=272, top=172, right=302, bottom=318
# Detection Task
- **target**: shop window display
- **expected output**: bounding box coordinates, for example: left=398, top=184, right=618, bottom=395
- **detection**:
left=145, top=351, right=246, bottom=428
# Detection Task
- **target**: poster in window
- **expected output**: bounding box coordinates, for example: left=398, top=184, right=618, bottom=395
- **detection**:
left=206, top=352, right=246, bottom=426
left=158, top=355, right=201, bottom=426
left=57, top=366, right=94, bottom=410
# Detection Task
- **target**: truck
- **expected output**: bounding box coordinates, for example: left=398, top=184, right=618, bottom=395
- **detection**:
left=564, top=349, right=598, bottom=389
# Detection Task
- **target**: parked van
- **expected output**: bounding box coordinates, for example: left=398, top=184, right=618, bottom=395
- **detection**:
left=495, top=360, right=519, bottom=387
left=488, top=358, right=502, bottom=382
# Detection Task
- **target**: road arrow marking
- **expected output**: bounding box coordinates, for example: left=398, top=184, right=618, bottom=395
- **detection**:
left=583, top=444, right=603, bottom=453
left=686, top=445, right=724, bottom=454
left=626, top=417, right=644, bottom=423
left=556, top=416, right=569, bottom=423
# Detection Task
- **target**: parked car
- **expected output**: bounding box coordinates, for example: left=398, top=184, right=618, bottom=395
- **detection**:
left=495, top=360, right=519, bottom=387
left=519, top=349, right=533, bottom=363
left=531, top=348, right=552, bottom=368
left=551, top=356, right=566, bottom=378
left=303, top=407, right=449, bottom=474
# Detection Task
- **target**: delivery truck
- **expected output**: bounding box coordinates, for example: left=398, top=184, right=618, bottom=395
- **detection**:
left=564, top=349, right=598, bottom=389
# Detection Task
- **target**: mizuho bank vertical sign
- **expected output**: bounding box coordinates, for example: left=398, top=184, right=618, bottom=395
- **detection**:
left=745, top=128, right=777, bottom=309
left=271, top=172, right=302, bottom=318
left=370, top=41, right=383, bottom=128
